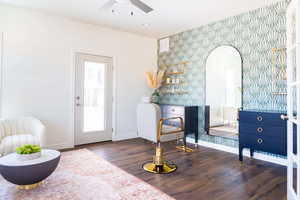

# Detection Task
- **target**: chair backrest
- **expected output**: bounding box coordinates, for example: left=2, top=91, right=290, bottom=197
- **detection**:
left=137, top=103, right=161, bottom=142
left=0, top=117, right=39, bottom=140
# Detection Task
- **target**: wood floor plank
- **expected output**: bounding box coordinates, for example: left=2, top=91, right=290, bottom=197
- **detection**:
left=74, top=138, right=286, bottom=200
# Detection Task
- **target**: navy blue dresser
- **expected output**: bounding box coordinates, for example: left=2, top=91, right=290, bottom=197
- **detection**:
left=239, top=110, right=294, bottom=161
left=160, top=105, right=199, bottom=144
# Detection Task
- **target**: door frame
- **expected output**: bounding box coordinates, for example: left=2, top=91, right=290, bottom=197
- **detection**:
left=71, top=50, right=117, bottom=147
left=286, top=0, right=300, bottom=199
left=0, top=32, right=4, bottom=118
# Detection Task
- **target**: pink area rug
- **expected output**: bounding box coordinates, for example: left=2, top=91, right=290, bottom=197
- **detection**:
left=0, top=149, right=174, bottom=200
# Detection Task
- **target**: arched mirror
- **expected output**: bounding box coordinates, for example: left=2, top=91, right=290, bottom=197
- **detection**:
left=205, top=45, right=242, bottom=140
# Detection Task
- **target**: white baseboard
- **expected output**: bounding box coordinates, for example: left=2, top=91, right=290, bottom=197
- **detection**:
left=186, top=138, right=287, bottom=166
left=138, top=132, right=183, bottom=143
left=45, top=142, right=74, bottom=150
left=45, top=131, right=138, bottom=150
left=113, top=131, right=138, bottom=141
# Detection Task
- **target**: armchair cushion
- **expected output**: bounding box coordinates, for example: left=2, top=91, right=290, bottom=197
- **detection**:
left=0, top=117, right=46, bottom=156
left=0, top=134, right=40, bottom=156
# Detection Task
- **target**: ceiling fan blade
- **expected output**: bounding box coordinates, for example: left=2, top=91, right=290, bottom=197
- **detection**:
left=100, top=0, right=117, bottom=10
left=130, top=0, right=153, bottom=13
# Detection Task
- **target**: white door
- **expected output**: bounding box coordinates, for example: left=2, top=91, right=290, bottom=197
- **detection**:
left=75, top=53, right=113, bottom=145
left=286, top=0, right=300, bottom=199
left=0, top=32, right=3, bottom=118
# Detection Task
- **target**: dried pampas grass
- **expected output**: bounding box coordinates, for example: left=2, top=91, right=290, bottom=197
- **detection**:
left=145, top=70, right=165, bottom=89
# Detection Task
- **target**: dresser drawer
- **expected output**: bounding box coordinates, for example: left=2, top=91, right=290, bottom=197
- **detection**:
left=239, top=111, right=285, bottom=126
left=239, top=122, right=286, bottom=138
left=161, top=105, right=184, bottom=115
left=240, top=134, right=287, bottom=156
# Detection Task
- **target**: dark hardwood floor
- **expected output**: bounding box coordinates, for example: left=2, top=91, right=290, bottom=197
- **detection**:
left=75, top=138, right=286, bottom=200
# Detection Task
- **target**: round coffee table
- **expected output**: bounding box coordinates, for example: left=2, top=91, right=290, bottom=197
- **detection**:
left=0, top=149, right=60, bottom=189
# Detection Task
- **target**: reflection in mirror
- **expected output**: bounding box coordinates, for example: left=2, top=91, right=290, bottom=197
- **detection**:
left=205, top=46, right=242, bottom=140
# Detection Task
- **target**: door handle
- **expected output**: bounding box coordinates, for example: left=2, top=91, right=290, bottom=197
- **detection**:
left=280, top=115, right=288, bottom=120
left=76, top=103, right=81, bottom=107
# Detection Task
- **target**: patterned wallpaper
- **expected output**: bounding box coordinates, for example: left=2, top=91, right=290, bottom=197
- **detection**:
left=158, top=2, right=287, bottom=148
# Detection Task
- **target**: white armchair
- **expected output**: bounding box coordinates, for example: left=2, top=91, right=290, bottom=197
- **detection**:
left=0, top=117, right=46, bottom=156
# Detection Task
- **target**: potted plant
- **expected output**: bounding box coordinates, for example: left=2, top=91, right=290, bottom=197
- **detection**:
left=16, top=144, right=42, bottom=161
left=145, top=70, right=165, bottom=104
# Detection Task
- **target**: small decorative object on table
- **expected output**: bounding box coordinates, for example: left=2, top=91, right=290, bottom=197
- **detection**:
left=145, top=69, right=165, bottom=104
left=16, top=144, right=42, bottom=161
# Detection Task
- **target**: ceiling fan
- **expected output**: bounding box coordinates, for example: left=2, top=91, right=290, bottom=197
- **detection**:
left=100, top=0, right=154, bottom=13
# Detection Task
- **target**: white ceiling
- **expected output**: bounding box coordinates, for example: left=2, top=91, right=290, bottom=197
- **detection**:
left=0, top=0, right=281, bottom=38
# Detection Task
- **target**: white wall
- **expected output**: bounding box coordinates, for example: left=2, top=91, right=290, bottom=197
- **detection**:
left=0, top=32, right=3, bottom=117
left=0, top=4, right=157, bottom=149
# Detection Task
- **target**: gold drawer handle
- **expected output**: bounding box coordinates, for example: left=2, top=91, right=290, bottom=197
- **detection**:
left=257, top=116, right=263, bottom=121
left=257, top=127, right=263, bottom=133
left=257, top=138, right=263, bottom=144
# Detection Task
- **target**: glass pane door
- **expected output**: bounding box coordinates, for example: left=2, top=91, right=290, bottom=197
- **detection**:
left=286, top=0, right=300, bottom=199
left=83, top=61, right=105, bottom=132
left=75, top=53, right=113, bottom=145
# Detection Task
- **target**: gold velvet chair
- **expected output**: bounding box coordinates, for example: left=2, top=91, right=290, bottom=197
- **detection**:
left=137, top=102, right=193, bottom=174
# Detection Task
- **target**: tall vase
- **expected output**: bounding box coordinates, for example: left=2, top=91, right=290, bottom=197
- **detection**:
left=151, top=89, right=160, bottom=104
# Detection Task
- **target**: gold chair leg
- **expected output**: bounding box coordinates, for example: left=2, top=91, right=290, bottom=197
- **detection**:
left=176, top=145, right=194, bottom=152
left=176, top=134, right=180, bottom=145
left=143, top=162, right=177, bottom=174
left=175, top=136, right=194, bottom=152
left=143, top=146, right=177, bottom=174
